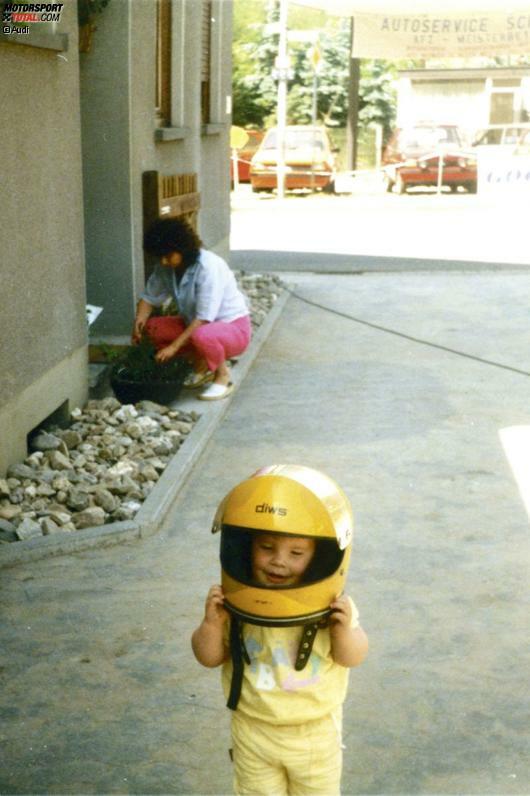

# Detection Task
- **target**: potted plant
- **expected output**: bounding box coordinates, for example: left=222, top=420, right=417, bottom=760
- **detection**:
left=109, top=336, right=191, bottom=405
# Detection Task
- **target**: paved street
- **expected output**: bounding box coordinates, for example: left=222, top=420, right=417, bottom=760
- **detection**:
left=229, top=181, right=530, bottom=272
left=2, top=242, right=530, bottom=793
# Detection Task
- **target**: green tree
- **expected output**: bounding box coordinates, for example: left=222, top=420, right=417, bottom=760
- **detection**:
left=232, top=0, right=397, bottom=140
left=359, top=60, right=397, bottom=143
left=286, top=23, right=351, bottom=126
left=232, top=0, right=279, bottom=127
left=233, top=8, right=352, bottom=128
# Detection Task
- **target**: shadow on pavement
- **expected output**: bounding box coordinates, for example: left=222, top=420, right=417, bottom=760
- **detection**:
left=230, top=249, right=530, bottom=274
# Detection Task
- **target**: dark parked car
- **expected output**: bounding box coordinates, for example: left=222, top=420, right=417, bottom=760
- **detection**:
left=382, top=123, right=477, bottom=194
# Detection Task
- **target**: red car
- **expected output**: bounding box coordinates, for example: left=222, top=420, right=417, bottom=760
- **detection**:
left=382, top=123, right=477, bottom=194
left=230, top=130, right=264, bottom=184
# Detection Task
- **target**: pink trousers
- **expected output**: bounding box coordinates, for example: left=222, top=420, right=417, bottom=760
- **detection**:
left=145, top=315, right=252, bottom=372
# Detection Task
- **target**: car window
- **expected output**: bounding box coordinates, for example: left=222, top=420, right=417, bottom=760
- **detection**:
left=472, top=126, right=530, bottom=146
left=287, top=131, right=325, bottom=149
left=243, top=133, right=262, bottom=154
left=473, top=128, right=503, bottom=145
left=398, top=126, right=460, bottom=149
left=261, top=130, right=325, bottom=150
left=503, top=127, right=523, bottom=144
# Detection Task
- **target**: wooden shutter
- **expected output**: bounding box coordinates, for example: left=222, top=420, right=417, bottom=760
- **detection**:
left=156, top=0, right=172, bottom=126
left=200, top=0, right=212, bottom=124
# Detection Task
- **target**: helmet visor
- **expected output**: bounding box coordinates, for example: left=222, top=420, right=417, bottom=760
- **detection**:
left=220, top=524, right=344, bottom=589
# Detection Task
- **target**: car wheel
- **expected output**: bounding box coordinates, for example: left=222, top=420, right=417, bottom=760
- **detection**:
left=323, top=180, right=336, bottom=194
left=395, top=174, right=406, bottom=194
left=465, top=181, right=477, bottom=194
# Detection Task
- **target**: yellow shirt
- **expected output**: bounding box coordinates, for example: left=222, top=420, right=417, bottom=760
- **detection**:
left=222, top=600, right=359, bottom=725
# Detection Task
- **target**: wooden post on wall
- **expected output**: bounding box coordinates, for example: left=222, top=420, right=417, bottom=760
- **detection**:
left=142, top=171, right=201, bottom=280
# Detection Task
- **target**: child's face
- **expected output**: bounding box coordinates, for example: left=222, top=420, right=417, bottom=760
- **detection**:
left=251, top=534, right=316, bottom=587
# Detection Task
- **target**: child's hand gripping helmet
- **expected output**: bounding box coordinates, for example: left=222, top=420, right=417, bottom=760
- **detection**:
left=212, top=464, right=354, bottom=626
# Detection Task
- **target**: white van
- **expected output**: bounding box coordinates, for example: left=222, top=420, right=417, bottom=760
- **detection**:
left=472, top=123, right=530, bottom=151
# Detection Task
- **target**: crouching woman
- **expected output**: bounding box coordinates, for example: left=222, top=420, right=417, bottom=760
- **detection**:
left=133, top=218, right=251, bottom=401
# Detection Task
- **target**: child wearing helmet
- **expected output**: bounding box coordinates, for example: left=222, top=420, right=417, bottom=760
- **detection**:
left=191, top=465, right=369, bottom=796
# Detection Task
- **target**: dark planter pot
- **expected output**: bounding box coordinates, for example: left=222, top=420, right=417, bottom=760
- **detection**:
left=110, top=365, right=187, bottom=405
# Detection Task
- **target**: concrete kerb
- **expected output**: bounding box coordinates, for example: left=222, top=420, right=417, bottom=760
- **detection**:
left=0, top=289, right=290, bottom=570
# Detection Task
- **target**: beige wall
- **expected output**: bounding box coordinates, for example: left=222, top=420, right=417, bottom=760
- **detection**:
left=398, top=77, right=485, bottom=140
left=397, top=67, right=530, bottom=144
left=0, top=0, right=233, bottom=474
left=0, top=3, right=88, bottom=475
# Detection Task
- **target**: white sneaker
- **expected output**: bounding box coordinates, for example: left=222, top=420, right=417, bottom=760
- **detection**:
left=197, top=382, right=234, bottom=401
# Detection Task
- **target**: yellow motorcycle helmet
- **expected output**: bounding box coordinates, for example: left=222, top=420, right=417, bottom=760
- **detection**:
left=212, top=464, right=354, bottom=626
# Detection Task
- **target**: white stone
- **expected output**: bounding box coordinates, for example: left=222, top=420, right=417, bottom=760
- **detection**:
left=114, top=405, right=138, bottom=421
left=49, top=510, right=72, bottom=526
left=25, top=452, right=44, bottom=467
left=136, top=416, right=160, bottom=433
left=107, top=461, right=137, bottom=477
left=16, top=518, right=43, bottom=541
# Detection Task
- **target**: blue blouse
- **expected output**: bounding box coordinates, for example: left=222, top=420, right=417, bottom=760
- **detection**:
left=140, top=249, right=249, bottom=325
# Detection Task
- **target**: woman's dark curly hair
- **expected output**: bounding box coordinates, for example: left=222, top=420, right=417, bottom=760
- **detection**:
left=143, top=218, right=202, bottom=269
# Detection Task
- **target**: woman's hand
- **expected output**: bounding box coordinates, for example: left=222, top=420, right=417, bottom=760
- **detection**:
left=131, top=318, right=145, bottom=345
left=132, top=299, right=154, bottom=345
left=155, top=341, right=181, bottom=363
left=155, top=319, right=207, bottom=362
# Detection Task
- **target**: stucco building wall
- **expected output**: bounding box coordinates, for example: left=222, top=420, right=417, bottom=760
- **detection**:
left=0, top=4, right=88, bottom=475
left=81, top=0, right=233, bottom=338
left=0, top=0, right=233, bottom=474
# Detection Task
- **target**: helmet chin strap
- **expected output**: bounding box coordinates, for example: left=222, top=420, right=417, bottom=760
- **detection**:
left=226, top=615, right=328, bottom=711
left=227, top=615, right=250, bottom=710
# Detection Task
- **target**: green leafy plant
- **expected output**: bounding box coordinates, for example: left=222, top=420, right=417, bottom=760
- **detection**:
left=97, top=342, right=123, bottom=363
left=113, top=335, right=191, bottom=384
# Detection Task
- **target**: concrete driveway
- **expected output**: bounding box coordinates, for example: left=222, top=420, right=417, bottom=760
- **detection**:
left=1, top=189, right=530, bottom=794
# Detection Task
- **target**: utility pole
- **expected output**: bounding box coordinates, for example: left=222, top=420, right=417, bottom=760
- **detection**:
left=275, top=0, right=289, bottom=199
left=308, top=40, right=321, bottom=193
left=309, top=40, right=321, bottom=126
left=346, top=17, right=360, bottom=173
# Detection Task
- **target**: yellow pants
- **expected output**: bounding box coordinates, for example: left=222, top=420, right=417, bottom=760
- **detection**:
left=231, top=709, right=343, bottom=796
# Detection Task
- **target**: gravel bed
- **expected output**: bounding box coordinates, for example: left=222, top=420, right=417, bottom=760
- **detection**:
left=236, top=271, right=285, bottom=328
left=0, top=273, right=285, bottom=545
